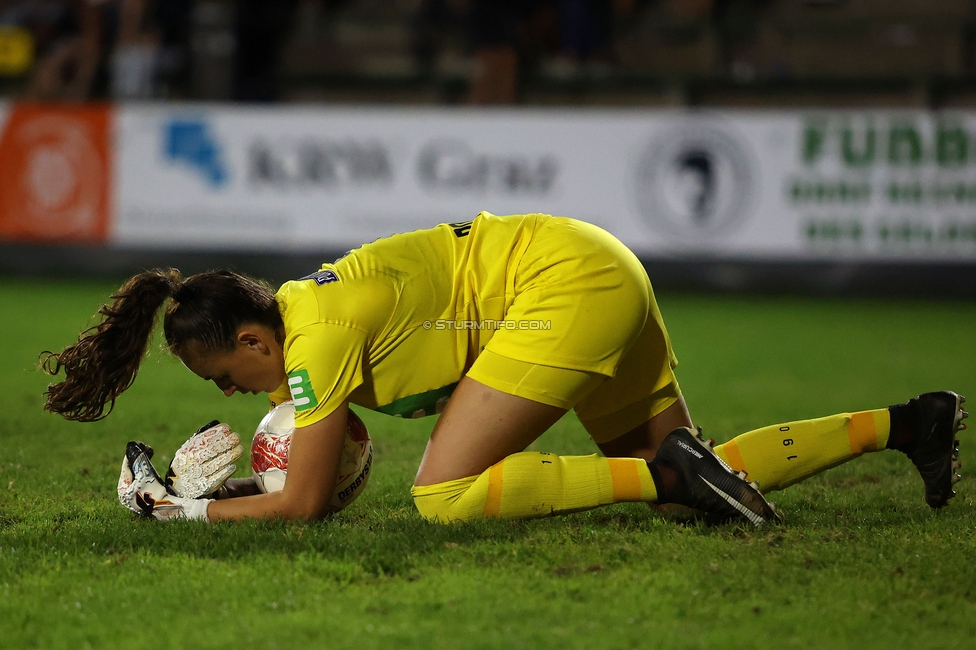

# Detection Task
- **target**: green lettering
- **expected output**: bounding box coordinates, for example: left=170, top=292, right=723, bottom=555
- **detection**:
left=803, top=124, right=826, bottom=164
left=887, top=183, right=899, bottom=203
left=936, top=126, right=967, bottom=167
left=790, top=180, right=802, bottom=203
left=842, top=127, right=875, bottom=167
left=888, top=125, right=922, bottom=165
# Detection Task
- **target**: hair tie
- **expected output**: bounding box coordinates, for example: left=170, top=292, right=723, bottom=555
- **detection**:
left=171, top=284, right=189, bottom=303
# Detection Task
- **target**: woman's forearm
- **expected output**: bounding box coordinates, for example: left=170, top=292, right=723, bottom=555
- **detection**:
left=206, top=489, right=323, bottom=522
left=207, top=406, right=349, bottom=522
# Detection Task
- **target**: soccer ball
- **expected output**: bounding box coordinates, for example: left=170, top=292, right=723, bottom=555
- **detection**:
left=250, top=401, right=373, bottom=512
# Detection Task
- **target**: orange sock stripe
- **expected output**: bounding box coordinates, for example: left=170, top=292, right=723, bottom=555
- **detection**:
left=872, top=408, right=891, bottom=449
left=483, top=462, right=505, bottom=518
left=848, top=411, right=880, bottom=454
left=718, top=439, right=748, bottom=474
left=607, top=458, right=643, bottom=502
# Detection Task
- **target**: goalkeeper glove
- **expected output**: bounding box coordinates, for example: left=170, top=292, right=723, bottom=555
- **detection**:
left=118, top=441, right=211, bottom=521
left=165, top=420, right=244, bottom=499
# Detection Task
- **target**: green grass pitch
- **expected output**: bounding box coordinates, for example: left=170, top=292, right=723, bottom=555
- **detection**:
left=1, top=277, right=974, bottom=649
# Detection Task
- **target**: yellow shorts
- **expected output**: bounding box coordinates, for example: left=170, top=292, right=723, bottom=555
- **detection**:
left=465, top=217, right=680, bottom=444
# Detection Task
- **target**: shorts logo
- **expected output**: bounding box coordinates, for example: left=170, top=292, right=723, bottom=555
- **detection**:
left=634, top=120, right=756, bottom=240
left=287, top=369, right=319, bottom=411
left=299, top=270, right=339, bottom=285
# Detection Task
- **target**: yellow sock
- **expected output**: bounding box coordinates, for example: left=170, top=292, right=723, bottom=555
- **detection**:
left=713, top=409, right=890, bottom=492
left=410, top=452, right=657, bottom=523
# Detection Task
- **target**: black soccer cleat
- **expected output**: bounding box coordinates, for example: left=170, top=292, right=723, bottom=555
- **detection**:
left=651, top=427, right=783, bottom=526
left=897, top=391, right=968, bottom=509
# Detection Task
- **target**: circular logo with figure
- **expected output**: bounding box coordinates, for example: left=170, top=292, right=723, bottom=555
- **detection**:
left=0, top=106, right=110, bottom=242
left=634, top=122, right=756, bottom=240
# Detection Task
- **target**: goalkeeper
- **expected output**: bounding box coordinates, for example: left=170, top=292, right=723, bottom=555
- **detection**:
left=42, top=212, right=967, bottom=525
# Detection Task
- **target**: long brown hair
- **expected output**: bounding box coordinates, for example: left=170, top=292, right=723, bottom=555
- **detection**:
left=41, top=269, right=283, bottom=422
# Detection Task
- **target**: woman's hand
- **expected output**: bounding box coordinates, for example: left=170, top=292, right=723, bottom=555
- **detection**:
left=118, top=441, right=211, bottom=521
left=206, top=403, right=350, bottom=522
left=165, top=421, right=244, bottom=498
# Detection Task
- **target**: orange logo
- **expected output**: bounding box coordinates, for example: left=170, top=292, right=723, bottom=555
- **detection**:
left=0, top=104, right=112, bottom=243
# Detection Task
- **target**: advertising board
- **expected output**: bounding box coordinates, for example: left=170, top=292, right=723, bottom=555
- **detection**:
left=3, top=103, right=975, bottom=263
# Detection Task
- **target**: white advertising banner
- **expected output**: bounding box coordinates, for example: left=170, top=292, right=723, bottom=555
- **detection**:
left=114, top=105, right=976, bottom=261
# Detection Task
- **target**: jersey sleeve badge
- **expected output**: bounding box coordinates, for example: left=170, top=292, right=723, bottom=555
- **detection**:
left=287, top=369, right=320, bottom=411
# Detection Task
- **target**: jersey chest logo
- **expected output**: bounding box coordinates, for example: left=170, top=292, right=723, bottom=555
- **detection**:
left=300, top=270, right=340, bottom=285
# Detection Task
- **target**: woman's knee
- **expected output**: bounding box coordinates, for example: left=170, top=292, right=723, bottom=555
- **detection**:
left=593, top=395, right=694, bottom=462
left=410, top=475, right=480, bottom=523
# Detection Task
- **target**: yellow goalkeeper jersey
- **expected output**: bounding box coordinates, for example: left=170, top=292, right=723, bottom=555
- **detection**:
left=269, top=212, right=552, bottom=427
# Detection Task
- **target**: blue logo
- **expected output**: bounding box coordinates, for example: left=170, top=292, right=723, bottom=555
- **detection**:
left=164, top=118, right=228, bottom=187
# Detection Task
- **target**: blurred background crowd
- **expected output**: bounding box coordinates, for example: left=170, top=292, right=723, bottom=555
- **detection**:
left=0, top=0, right=974, bottom=107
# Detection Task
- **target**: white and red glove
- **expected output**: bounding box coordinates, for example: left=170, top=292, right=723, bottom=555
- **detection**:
left=165, top=420, right=243, bottom=499
left=118, top=441, right=211, bottom=521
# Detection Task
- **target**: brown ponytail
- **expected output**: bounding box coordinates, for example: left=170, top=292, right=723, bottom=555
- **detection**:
left=42, top=268, right=282, bottom=422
